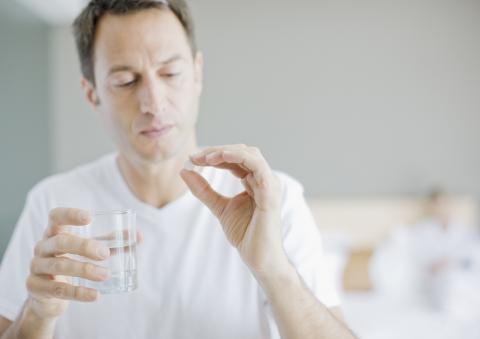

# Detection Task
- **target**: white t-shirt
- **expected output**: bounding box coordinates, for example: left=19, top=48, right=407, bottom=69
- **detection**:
left=0, top=153, right=339, bottom=339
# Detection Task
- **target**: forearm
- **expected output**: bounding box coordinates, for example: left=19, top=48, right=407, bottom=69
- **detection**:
left=1, top=299, right=56, bottom=339
left=255, top=265, right=357, bottom=339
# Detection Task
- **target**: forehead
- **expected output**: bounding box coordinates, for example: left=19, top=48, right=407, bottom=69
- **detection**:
left=93, top=8, right=192, bottom=69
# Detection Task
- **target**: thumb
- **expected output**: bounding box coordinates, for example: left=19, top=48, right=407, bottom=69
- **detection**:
left=180, top=169, right=227, bottom=218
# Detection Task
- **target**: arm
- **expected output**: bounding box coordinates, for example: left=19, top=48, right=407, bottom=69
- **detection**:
left=0, top=208, right=111, bottom=339
left=0, top=317, right=9, bottom=334
left=255, top=264, right=356, bottom=339
left=0, top=302, right=56, bottom=339
left=181, top=144, right=356, bottom=339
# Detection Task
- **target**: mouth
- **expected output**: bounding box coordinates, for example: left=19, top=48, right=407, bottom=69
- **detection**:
left=139, top=125, right=174, bottom=139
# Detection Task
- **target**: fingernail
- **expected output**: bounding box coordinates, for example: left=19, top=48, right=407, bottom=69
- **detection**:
left=86, top=289, right=98, bottom=300
left=78, top=211, right=90, bottom=223
left=97, top=246, right=110, bottom=259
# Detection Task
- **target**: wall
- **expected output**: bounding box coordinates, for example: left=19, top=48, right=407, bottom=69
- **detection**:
left=49, top=27, right=115, bottom=173
left=0, top=2, right=51, bottom=257
left=50, top=0, right=480, bottom=199
left=190, top=0, right=480, bottom=197
left=2, top=0, right=479, bottom=259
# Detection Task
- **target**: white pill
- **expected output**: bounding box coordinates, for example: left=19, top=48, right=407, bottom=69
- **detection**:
left=184, top=159, right=194, bottom=171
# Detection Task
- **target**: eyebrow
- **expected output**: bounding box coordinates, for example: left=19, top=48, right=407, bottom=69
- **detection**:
left=107, top=54, right=186, bottom=76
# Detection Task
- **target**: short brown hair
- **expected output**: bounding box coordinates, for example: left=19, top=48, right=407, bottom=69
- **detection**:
left=73, top=0, right=197, bottom=85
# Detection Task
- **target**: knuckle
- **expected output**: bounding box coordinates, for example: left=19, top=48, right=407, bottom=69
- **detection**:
left=73, top=287, right=82, bottom=300
left=48, top=224, right=61, bottom=237
left=82, top=263, right=95, bottom=277
left=54, top=234, right=69, bottom=250
left=52, top=283, right=75, bottom=299
left=258, top=177, right=268, bottom=189
left=250, top=146, right=261, bottom=155
left=30, top=258, right=40, bottom=274
left=74, top=287, right=87, bottom=301
left=53, top=284, right=66, bottom=299
left=48, top=208, right=60, bottom=222
left=33, top=242, right=43, bottom=256
left=49, top=259, right=62, bottom=274
left=66, top=208, right=78, bottom=222
left=81, top=239, right=95, bottom=256
left=26, top=275, right=35, bottom=292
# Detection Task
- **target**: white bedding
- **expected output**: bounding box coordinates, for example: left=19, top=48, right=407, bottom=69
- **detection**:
left=341, top=292, right=479, bottom=339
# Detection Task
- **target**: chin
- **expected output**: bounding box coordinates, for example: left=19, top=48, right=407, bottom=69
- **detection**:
left=134, top=140, right=185, bottom=164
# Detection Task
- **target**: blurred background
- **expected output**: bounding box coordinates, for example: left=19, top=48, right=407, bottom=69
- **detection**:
left=1, top=0, right=479, bottom=338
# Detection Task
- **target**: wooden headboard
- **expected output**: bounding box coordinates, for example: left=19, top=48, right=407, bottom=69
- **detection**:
left=307, top=196, right=479, bottom=291
left=307, top=196, right=479, bottom=249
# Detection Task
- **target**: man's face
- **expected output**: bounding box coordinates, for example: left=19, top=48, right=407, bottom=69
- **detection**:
left=85, top=8, right=203, bottom=163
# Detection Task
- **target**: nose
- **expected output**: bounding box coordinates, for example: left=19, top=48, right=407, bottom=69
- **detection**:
left=138, top=74, right=166, bottom=116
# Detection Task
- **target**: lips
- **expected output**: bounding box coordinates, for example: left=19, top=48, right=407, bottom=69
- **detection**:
left=140, top=125, right=174, bottom=138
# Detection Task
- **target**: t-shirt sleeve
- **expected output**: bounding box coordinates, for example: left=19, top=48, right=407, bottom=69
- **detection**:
left=0, top=187, right=47, bottom=321
left=279, top=173, right=340, bottom=308
left=262, top=173, right=341, bottom=338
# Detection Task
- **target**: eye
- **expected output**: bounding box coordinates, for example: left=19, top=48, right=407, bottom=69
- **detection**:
left=163, top=73, right=180, bottom=78
left=110, top=73, right=138, bottom=88
left=117, top=79, right=137, bottom=87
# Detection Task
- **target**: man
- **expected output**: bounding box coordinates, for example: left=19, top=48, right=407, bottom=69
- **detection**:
left=0, top=1, right=356, bottom=338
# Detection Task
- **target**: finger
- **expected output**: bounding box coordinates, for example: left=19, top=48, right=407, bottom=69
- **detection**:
left=191, top=145, right=265, bottom=169
left=191, top=146, right=253, bottom=175
left=186, top=155, right=249, bottom=178
left=242, top=175, right=254, bottom=197
left=26, top=275, right=98, bottom=302
left=180, top=169, right=228, bottom=218
left=192, top=148, right=271, bottom=188
left=190, top=144, right=246, bottom=159
left=34, top=233, right=110, bottom=260
left=205, top=162, right=249, bottom=179
left=30, top=257, right=111, bottom=281
left=245, top=172, right=258, bottom=189
left=44, top=208, right=91, bottom=238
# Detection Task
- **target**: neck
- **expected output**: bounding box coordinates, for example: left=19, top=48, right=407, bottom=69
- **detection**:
left=117, top=139, right=199, bottom=208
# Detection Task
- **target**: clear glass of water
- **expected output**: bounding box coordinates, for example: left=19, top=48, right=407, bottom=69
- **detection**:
left=75, top=209, right=137, bottom=294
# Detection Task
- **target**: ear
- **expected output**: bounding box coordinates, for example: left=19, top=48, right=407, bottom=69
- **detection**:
left=81, top=77, right=100, bottom=109
left=193, top=51, right=204, bottom=94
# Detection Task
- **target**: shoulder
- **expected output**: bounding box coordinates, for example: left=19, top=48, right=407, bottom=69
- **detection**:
left=275, top=170, right=305, bottom=201
left=27, top=153, right=116, bottom=203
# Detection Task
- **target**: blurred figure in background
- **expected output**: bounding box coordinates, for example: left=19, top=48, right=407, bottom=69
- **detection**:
left=411, top=189, right=477, bottom=310
left=370, top=188, right=480, bottom=337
